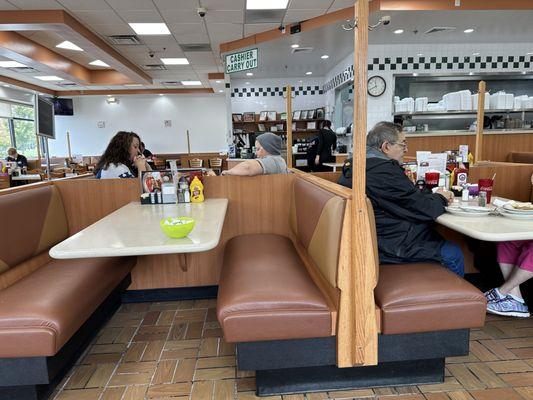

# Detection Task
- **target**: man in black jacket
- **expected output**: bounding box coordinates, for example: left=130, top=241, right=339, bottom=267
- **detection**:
left=339, top=122, right=464, bottom=276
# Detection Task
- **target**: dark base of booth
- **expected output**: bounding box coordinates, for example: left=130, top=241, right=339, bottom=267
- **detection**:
left=237, top=329, right=469, bottom=396
left=0, top=275, right=131, bottom=400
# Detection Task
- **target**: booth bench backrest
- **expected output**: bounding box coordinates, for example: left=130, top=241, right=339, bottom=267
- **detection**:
left=0, top=186, right=68, bottom=286
left=289, top=178, right=346, bottom=288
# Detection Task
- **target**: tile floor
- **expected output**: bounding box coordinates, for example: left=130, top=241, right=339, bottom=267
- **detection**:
left=50, top=299, right=533, bottom=400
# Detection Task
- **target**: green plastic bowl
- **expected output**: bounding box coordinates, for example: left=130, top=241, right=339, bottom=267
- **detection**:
left=160, top=217, right=195, bottom=238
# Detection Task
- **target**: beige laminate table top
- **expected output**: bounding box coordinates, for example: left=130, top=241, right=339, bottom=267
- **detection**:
left=50, top=199, right=228, bottom=259
left=436, top=200, right=533, bottom=241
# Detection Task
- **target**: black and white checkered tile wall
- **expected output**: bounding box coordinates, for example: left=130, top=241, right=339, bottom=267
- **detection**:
left=323, top=55, right=533, bottom=93
left=230, top=85, right=323, bottom=98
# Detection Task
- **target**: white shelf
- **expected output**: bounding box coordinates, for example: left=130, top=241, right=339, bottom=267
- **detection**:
left=393, top=108, right=533, bottom=117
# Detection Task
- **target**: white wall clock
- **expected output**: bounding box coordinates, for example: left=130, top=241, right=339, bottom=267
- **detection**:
left=367, top=75, right=386, bottom=97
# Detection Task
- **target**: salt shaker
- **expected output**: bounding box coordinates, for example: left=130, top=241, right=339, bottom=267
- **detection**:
left=461, top=187, right=469, bottom=202
left=478, top=191, right=487, bottom=207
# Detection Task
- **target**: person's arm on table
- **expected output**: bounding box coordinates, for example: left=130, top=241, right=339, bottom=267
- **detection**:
left=221, top=160, right=263, bottom=176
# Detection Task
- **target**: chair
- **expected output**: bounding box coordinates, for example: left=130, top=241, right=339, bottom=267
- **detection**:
left=189, top=158, right=203, bottom=168
left=209, top=158, right=223, bottom=175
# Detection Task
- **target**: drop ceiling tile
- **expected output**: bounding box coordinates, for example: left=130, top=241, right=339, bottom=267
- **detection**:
left=89, top=23, right=135, bottom=36
left=283, top=9, right=325, bottom=24
left=201, top=0, right=245, bottom=10
left=162, top=10, right=202, bottom=24
left=170, top=23, right=209, bottom=44
left=107, top=0, right=157, bottom=11
left=136, top=35, right=178, bottom=46
left=59, top=0, right=111, bottom=11
left=6, top=0, right=64, bottom=9
left=73, top=10, right=125, bottom=25
left=205, top=10, right=243, bottom=24
left=153, top=0, right=196, bottom=11
left=244, top=23, right=278, bottom=36
left=0, top=0, right=20, bottom=9
left=289, top=0, right=333, bottom=9
left=329, top=0, right=355, bottom=10
left=206, top=23, right=243, bottom=43
left=118, top=10, right=163, bottom=23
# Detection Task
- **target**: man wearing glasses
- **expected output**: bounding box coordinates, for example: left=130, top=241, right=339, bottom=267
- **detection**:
left=339, top=121, right=463, bottom=276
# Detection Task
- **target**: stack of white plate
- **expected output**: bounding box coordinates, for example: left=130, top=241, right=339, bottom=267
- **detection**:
left=445, top=205, right=492, bottom=217
left=499, top=203, right=533, bottom=220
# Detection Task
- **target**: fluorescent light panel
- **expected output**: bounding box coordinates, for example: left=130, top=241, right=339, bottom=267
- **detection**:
left=34, top=75, right=63, bottom=81
left=247, top=0, right=288, bottom=9
left=161, top=58, right=189, bottom=65
left=89, top=59, right=110, bottom=67
left=129, top=23, right=171, bottom=35
left=181, top=81, right=201, bottom=86
left=0, top=61, right=27, bottom=68
left=56, top=41, right=83, bottom=51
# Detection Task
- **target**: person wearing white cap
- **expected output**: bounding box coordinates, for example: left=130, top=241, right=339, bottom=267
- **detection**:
left=222, top=133, right=288, bottom=176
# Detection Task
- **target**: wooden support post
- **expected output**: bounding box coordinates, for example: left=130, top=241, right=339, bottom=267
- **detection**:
left=286, top=85, right=293, bottom=168
left=475, top=81, right=486, bottom=164
left=337, top=0, right=378, bottom=368
left=66, top=130, right=72, bottom=159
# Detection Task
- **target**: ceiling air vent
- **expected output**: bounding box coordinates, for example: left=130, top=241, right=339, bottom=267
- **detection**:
left=180, top=43, right=212, bottom=52
left=12, top=66, right=38, bottom=73
left=107, top=35, right=142, bottom=45
left=291, top=47, right=314, bottom=54
left=425, top=27, right=456, bottom=34
left=142, top=64, right=167, bottom=70
left=57, top=82, right=78, bottom=87
left=161, top=81, right=181, bottom=85
left=245, top=9, right=285, bottom=24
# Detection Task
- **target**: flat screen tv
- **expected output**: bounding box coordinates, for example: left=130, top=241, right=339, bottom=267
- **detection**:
left=36, top=96, right=55, bottom=139
left=53, top=98, right=74, bottom=116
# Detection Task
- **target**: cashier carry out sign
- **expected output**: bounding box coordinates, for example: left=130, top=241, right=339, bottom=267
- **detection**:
left=225, top=48, right=258, bottom=74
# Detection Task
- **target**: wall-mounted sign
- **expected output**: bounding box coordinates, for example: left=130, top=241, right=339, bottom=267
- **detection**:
left=225, top=48, right=258, bottom=74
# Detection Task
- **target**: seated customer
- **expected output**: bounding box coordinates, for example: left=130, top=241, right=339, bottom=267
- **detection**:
left=222, top=133, right=288, bottom=176
left=6, top=147, right=28, bottom=168
left=485, top=241, right=532, bottom=317
left=140, top=141, right=153, bottom=159
left=339, top=121, right=463, bottom=276
left=95, top=131, right=147, bottom=179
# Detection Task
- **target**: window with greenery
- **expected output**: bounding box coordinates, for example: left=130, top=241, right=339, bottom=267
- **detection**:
left=0, top=118, right=10, bottom=157
left=0, top=102, right=37, bottom=159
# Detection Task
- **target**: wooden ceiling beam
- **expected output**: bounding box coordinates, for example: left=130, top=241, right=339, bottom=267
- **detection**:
left=0, top=10, right=152, bottom=85
left=57, top=88, right=214, bottom=96
left=376, top=0, right=533, bottom=10
left=0, top=74, right=54, bottom=95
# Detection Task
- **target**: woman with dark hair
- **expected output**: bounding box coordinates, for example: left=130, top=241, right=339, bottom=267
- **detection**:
left=95, top=131, right=148, bottom=179
left=315, top=120, right=336, bottom=171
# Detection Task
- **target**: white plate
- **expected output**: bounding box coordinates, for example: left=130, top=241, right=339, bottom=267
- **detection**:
left=502, top=204, right=533, bottom=215
left=446, top=207, right=491, bottom=217
left=460, top=205, right=493, bottom=213
left=499, top=211, right=533, bottom=220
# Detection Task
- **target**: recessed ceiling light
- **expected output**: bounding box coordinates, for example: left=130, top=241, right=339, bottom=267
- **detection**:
left=161, top=58, right=189, bottom=65
left=159, top=94, right=164, bottom=96
left=305, top=71, right=312, bottom=75
left=2, top=84, right=10, bottom=87
left=394, top=29, right=404, bottom=34
left=124, top=84, right=143, bottom=87
left=468, top=72, right=474, bottom=75
left=246, top=72, right=253, bottom=76
left=527, top=52, right=533, bottom=55
left=412, top=73, right=418, bottom=76
left=291, top=44, right=299, bottom=49
left=472, top=52, right=480, bottom=56
left=464, top=28, right=474, bottom=33
left=181, top=80, right=201, bottom=86
left=417, top=53, right=423, bottom=56
left=246, top=82, right=250, bottom=84
left=215, top=80, right=221, bottom=83
left=218, top=90, right=224, bottom=92
left=34, top=75, right=63, bottom=81
left=129, top=23, right=171, bottom=35
left=56, top=41, right=83, bottom=51
left=89, top=60, right=110, bottom=67
left=0, top=61, right=27, bottom=68
left=246, top=0, right=289, bottom=10
left=321, top=55, right=329, bottom=59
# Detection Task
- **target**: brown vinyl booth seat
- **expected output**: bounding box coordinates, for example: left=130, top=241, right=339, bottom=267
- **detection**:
left=0, top=186, right=135, bottom=400
left=217, top=177, right=486, bottom=397
left=506, top=151, right=533, bottom=164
